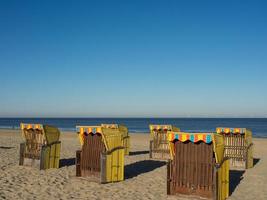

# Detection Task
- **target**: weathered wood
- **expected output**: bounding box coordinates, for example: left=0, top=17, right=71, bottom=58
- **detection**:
left=80, top=133, right=105, bottom=177
left=40, top=146, right=45, bottom=170
left=170, top=140, right=214, bottom=198
left=100, top=153, right=107, bottom=183
left=20, top=124, right=61, bottom=170
left=149, top=125, right=179, bottom=160
left=167, top=160, right=171, bottom=195
left=149, top=140, right=153, bottom=158
left=76, top=150, right=81, bottom=177
left=224, top=134, right=247, bottom=169
left=19, top=143, right=25, bottom=166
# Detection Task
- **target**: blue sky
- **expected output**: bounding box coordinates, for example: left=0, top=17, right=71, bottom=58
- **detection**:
left=0, top=0, right=267, bottom=117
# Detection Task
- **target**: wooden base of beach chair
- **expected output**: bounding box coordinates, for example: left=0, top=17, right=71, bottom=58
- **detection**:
left=40, top=141, right=61, bottom=170
left=225, top=143, right=253, bottom=170
left=19, top=142, right=61, bottom=170
left=229, top=160, right=246, bottom=169
left=19, top=146, right=41, bottom=168
left=76, top=150, right=101, bottom=177
left=23, top=158, right=41, bottom=168
left=76, top=149, right=124, bottom=183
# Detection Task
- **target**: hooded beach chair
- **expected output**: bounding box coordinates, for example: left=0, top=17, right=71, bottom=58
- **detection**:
left=76, top=126, right=124, bottom=183
left=101, top=124, right=130, bottom=155
left=167, top=131, right=229, bottom=200
left=216, top=127, right=253, bottom=169
left=149, top=124, right=180, bottom=159
left=19, top=123, right=61, bottom=170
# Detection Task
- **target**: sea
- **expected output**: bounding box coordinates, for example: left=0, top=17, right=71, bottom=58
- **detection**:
left=0, top=118, right=267, bottom=138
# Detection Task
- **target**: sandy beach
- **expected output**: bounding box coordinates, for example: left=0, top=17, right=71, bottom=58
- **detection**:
left=0, top=129, right=267, bottom=200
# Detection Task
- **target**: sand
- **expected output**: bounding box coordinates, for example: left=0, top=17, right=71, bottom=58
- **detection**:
left=0, top=130, right=267, bottom=200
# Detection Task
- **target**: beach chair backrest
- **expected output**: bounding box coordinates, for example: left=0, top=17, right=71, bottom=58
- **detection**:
left=150, top=124, right=172, bottom=132
left=101, top=124, right=130, bottom=155
left=101, top=124, right=128, bottom=137
left=216, top=127, right=252, bottom=142
left=150, top=124, right=180, bottom=136
left=216, top=127, right=253, bottom=169
left=102, top=127, right=124, bottom=151
left=76, top=126, right=123, bottom=151
left=101, top=124, right=119, bottom=129
left=43, top=125, right=60, bottom=145
left=81, top=131, right=106, bottom=173
left=21, top=123, right=46, bottom=144
left=76, top=126, right=103, bottom=146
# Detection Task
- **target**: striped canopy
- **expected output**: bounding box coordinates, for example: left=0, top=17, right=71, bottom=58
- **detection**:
left=76, top=126, right=103, bottom=134
left=20, top=123, right=43, bottom=130
left=216, top=127, right=246, bottom=134
left=168, top=132, right=213, bottom=144
left=149, top=125, right=172, bottom=131
left=76, top=126, right=103, bottom=146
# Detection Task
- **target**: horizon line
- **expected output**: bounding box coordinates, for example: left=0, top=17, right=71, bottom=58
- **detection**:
left=0, top=116, right=266, bottom=119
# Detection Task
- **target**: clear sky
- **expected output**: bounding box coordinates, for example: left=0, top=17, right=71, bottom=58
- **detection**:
left=0, top=0, right=267, bottom=118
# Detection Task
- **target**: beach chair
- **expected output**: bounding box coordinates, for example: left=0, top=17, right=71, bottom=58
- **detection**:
left=167, top=131, right=229, bottom=200
left=216, top=127, right=253, bottom=169
left=101, top=124, right=130, bottom=155
left=76, top=126, right=124, bottom=183
left=149, top=124, right=180, bottom=159
left=19, top=123, right=61, bottom=170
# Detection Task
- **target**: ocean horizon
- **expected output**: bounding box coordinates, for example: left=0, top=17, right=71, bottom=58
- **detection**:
left=0, top=117, right=267, bottom=138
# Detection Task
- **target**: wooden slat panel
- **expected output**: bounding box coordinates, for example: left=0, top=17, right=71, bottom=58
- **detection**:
left=224, top=134, right=246, bottom=168
left=150, top=130, right=170, bottom=159
left=171, top=140, right=214, bottom=198
left=80, top=133, right=105, bottom=177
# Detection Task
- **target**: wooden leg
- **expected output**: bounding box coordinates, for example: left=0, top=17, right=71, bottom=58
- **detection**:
left=167, top=160, right=171, bottom=195
left=213, top=167, right=218, bottom=200
left=76, top=150, right=81, bottom=177
left=19, top=143, right=25, bottom=166
left=149, top=141, right=153, bottom=158
left=100, top=153, right=107, bottom=183
left=40, top=145, right=47, bottom=170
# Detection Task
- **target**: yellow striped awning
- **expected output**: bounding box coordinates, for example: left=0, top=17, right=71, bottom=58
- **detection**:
left=149, top=124, right=172, bottom=131
left=216, top=127, right=246, bottom=134
left=168, top=132, right=213, bottom=144
left=76, top=126, right=103, bottom=146
left=76, top=126, right=103, bottom=134
left=20, top=123, right=43, bottom=130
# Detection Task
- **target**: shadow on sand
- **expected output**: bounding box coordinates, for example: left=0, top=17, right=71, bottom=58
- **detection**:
left=125, top=160, right=166, bottom=179
left=253, top=158, right=260, bottom=166
left=230, top=158, right=260, bottom=195
left=59, top=158, right=76, bottom=168
left=129, top=151, right=149, bottom=156
left=229, top=170, right=245, bottom=195
left=0, top=146, right=14, bottom=149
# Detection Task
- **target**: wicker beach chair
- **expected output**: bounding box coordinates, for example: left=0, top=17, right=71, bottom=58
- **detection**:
left=167, top=131, right=229, bottom=200
left=101, top=124, right=130, bottom=155
left=76, top=126, right=124, bottom=183
left=149, top=124, right=180, bottom=159
left=216, top=127, right=253, bottom=169
left=19, top=123, right=61, bottom=170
